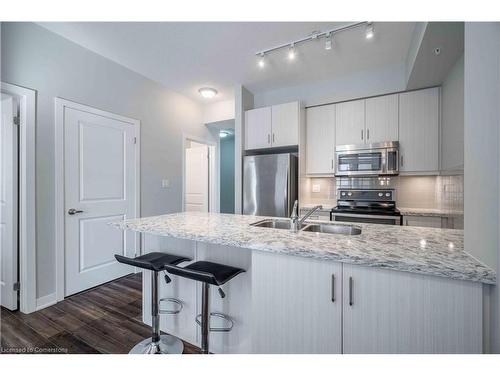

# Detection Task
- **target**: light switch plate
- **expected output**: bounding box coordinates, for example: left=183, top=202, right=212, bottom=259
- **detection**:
left=161, top=179, right=170, bottom=188
left=312, top=184, right=321, bottom=193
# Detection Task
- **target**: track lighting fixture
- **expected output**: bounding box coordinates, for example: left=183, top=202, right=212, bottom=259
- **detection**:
left=255, top=22, right=371, bottom=69
left=365, top=23, right=374, bottom=39
left=325, top=33, right=332, bottom=50
left=288, top=44, right=296, bottom=60
left=257, top=53, right=265, bottom=68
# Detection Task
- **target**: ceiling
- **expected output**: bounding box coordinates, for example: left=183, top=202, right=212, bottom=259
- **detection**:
left=38, top=22, right=416, bottom=103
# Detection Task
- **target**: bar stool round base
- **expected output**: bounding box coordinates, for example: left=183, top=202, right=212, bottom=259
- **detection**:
left=129, top=335, right=184, bottom=354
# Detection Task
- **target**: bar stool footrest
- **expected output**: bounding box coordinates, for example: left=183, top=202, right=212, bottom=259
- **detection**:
left=195, top=312, right=234, bottom=332
left=159, top=297, right=183, bottom=315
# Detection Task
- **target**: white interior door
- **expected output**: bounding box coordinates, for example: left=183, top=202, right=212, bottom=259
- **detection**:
left=185, top=145, right=209, bottom=212
left=1, top=94, right=18, bottom=310
left=64, top=106, right=138, bottom=296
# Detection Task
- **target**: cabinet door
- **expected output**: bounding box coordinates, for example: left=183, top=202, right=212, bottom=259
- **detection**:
left=252, top=252, right=342, bottom=354
left=335, top=99, right=365, bottom=145
left=399, top=88, right=439, bottom=173
left=365, top=94, right=399, bottom=143
left=305, top=105, right=335, bottom=174
left=271, top=102, right=299, bottom=147
left=404, top=215, right=442, bottom=228
left=342, top=264, right=482, bottom=354
left=245, top=107, right=272, bottom=150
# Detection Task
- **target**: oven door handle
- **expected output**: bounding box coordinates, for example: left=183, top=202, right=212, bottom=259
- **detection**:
left=331, top=213, right=401, bottom=221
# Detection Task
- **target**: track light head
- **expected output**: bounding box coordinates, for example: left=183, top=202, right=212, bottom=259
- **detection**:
left=365, top=23, right=374, bottom=39
left=325, top=33, right=332, bottom=50
left=288, top=44, right=296, bottom=60
left=257, top=53, right=265, bottom=68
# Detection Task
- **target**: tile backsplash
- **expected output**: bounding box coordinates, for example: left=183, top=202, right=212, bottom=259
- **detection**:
left=300, top=174, right=464, bottom=216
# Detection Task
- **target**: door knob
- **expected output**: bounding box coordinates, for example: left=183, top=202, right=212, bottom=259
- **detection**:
left=68, top=208, right=84, bottom=215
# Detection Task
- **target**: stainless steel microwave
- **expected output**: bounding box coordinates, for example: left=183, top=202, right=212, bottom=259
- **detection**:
left=335, top=141, right=399, bottom=177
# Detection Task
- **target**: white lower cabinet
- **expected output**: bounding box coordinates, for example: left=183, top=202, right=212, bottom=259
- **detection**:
left=252, top=251, right=482, bottom=354
left=342, top=264, right=482, bottom=354
left=252, top=251, right=342, bottom=353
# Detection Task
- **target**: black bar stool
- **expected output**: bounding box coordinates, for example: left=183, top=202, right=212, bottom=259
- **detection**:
left=164, top=261, right=245, bottom=354
left=115, top=252, right=190, bottom=354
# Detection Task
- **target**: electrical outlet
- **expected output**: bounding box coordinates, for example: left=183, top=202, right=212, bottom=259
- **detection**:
left=312, top=184, right=321, bottom=193
left=161, top=179, right=170, bottom=188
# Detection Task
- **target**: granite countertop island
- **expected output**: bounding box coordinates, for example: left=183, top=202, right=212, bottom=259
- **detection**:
left=112, top=212, right=495, bottom=285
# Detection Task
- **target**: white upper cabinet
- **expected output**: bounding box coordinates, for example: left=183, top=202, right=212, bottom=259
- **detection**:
left=245, top=102, right=299, bottom=150
left=271, top=102, right=299, bottom=147
left=399, top=87, right=440, bottom=173
left=245, top=106, right=272, bottom=150
left=306, top=105, right=336, bottom=175
left=365, top=94, right=399, bottom=143
left=335, top=99, right=365, bottom=146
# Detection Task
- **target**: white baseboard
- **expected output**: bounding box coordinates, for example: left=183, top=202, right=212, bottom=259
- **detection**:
left=35, top=292, right=57, bottom=311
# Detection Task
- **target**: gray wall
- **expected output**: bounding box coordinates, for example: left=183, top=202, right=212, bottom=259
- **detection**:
left=441, top=55, right=464, bottom=171
left=219, top=134, right=235, bottom=214
left=253, top=63, right=406, bottom=108
left=463, top=22, right=500, bottom=353
left=1, top=22, right=214, bottom=299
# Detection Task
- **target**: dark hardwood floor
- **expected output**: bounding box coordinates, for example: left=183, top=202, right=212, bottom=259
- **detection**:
left=0, top=273, right=200, bottom=354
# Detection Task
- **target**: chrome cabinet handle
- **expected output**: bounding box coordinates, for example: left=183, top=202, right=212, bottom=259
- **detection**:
left=349, top=276, right=353, bottom=306
left=272, top=133, right=275, bottom=143
left=331, top=274, right=335, bottom=302
left=367, top=129, right=370, bottom=140
left=331, top=159, right=334, bottom=170
left=400, top=155, right=404, bottom=167
left=268, top=134, right=271, bottom=144
left=361, top=129, right=363, bottom=140
left=68, top=208, right=84, bottom=215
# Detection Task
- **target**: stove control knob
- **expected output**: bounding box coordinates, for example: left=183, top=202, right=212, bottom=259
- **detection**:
left=385, top=193, right=391, bottom=197
left=347, top=192, right=352, bottom=196
left=378, top=192, right=384, bottom=197
left=341, top=192, right=346, bottom=196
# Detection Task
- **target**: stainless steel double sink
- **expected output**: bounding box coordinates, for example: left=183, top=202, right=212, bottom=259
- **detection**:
left=250, top=219, right=362, bottom=235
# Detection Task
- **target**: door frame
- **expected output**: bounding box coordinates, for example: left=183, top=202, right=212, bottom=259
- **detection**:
left=54, top=98, right=141, bottom=303
left=182, top=134, right=218, bottom=213
left=0, top=82, right=37, bottom=314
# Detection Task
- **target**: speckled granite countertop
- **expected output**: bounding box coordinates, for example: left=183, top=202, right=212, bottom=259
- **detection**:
left=398, top=207, right=464, bottom=217
left=112, top=212, right=495, bottom=285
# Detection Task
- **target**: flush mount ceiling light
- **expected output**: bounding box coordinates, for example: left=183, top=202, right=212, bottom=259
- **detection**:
left=255, top=22, right=371, bottom=68
left=365, top=22, right=375, bottom=39
left=198, top=87, right=218, bottom=99
left=219, top=130, right=232, bottom=138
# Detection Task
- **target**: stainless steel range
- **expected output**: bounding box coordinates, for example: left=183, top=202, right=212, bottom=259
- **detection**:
left=330, top=189, right=402, bottom=225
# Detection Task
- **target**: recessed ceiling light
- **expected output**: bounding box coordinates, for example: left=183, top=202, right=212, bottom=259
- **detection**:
left=288, top=44, right=296, bottom=60
left=365, top=23, right=374, bottom=39
left=198, top=87, right=218, bottom=99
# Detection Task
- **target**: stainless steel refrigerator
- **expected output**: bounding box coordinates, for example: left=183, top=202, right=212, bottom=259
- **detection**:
left=243, top=153, right=298, bottom=217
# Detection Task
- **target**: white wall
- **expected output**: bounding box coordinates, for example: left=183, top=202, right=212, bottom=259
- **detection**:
left=463, top=22, right=500, bottom=353
left=441, top=55, right=464, bottom=171
left=253, top=63, right=407, bottom=108
left=202, top=99, right=235, bottom=124
left=1, top=22, right=214, bottom=300
left=234, top=85, right=254, bottom=213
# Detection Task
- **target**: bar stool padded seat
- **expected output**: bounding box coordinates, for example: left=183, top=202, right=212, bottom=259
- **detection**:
left=115, top=252, right=189, bottom=271
left=165, top=261, right=245, bottom=286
